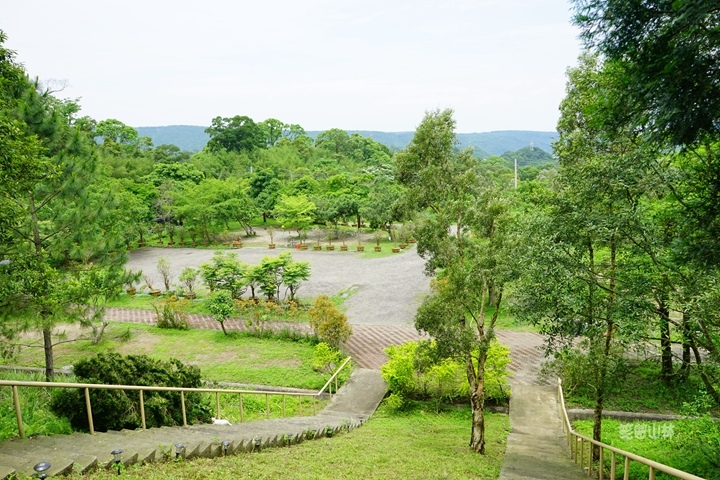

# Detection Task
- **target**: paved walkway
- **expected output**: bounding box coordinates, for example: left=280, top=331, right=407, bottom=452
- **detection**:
left=0, top=369, right=387, bottom=479
left=499, top=383, right=585, bottom=479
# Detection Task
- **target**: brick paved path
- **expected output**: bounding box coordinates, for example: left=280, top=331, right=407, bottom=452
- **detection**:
left=105, top=308, right=546, bottom=383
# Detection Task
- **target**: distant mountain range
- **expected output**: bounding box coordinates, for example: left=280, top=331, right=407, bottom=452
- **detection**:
left=135, top=125, right=557, bottom=158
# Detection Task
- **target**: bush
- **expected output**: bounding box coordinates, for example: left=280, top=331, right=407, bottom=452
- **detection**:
left=312, top=342, right=343, bottom=373
left=153, top=296, right=189, bottom=330
left=381, top=340, right=511, bottom=410
left=50, top=353, right=211, bottom=431
left=309, top=295, right=352, bottom=347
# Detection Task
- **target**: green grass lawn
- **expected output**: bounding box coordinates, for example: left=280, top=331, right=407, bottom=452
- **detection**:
left=72, top=402, right=510, bottom=480
left=573, top=417, right=719, bottom=479
left=9, top=322, right=328, bottom=389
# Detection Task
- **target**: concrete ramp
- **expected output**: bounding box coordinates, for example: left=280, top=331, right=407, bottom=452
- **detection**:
left=499, top=383, right=585, bottom=479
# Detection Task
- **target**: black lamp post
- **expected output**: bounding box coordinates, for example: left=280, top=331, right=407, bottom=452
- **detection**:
left=221, top=440, right=231, bottom=456
left=111, top=449, right=123, bottom=475
left=33, top=462, right=51, bottom=479
left=253, top=436, right=262, bottom=452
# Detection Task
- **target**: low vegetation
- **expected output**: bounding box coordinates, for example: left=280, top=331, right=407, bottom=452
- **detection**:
left=70, top=402, right=510, bottom=480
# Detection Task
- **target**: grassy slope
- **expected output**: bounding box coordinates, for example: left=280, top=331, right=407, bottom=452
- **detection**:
left=72, top=403, right=510, bottom=480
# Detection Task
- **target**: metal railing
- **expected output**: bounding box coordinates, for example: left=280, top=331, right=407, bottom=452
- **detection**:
left=557, top=378, right=705, bottom=480
left=0, top=358, right=353, bottom=439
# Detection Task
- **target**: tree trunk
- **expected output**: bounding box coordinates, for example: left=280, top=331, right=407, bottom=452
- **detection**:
left=690, top=341, right=720, bottom=406
left=657, top=300, right=673, bottom=382
left=43, top=327, right=54, bottom=382
left=220, top=320, right=228, bottom=335
left=679, top=312, right=692, bottom=380
left=466, top=352, right=487, bottom=454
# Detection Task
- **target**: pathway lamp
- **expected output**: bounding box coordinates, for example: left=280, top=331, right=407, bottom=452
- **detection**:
left=33, top=462, right=51, bottom=479
left=222, top=440, right=231, bottom=456
left=175, top=443, right=185, bottom=458
left=253, top=436, right=262, bottom=451
left=111, top=449, right=123, bottom=475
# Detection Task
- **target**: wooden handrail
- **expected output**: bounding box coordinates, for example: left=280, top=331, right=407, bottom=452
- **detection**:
left=318, top=357, right=352, bottom=396
left=1, top=358, right=353, bottom=438
left=556, top=378, right=706, bottom=480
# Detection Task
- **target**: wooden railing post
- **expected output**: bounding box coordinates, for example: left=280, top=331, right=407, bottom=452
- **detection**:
left=215, top=391, right=220, bottom=419
left=12, top=385, right=24, bottom=439
left=84, top=388, right=95, bottom=435
left=181, top=391, right=187, bottom=427
left=282, top=395, right=286, bottom=417
left=239, top=393, right=244, bottom=423
left=265, top=393, right=270, bottom=419
left=139, top=390, right=146, bottom=430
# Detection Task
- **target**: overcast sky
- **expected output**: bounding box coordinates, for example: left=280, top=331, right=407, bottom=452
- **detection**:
left=3, top=1, right=582, bottom=133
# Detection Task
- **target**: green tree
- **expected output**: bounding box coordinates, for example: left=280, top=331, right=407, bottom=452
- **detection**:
left=395, top=109, right=511, bottom=454
left=206, top=290, right=236, bottom=335
left=273, top=194, right=317, bottom=239
left=199, top=251, right=248, bottom=298
left=572, top=0, right=720, bottom=147
left=308, top=295, right=352, bottom=348
left=205, top=115, right=265, bottom=153
left=0, top=41, right=127, bottom=379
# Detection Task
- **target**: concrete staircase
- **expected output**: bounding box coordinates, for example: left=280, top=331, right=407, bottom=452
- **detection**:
left=0, top=369, right=387, bottom=479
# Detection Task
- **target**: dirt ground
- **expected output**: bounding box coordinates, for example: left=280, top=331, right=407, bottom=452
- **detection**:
left=124, top=237, right=431, bottom=327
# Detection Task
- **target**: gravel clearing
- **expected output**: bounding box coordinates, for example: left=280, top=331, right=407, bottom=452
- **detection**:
left=125, top=245, right=431, bottom=327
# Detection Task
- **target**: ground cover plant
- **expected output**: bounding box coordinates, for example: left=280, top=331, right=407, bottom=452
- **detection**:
left=70, top=402, right=510, bottom=480
left=573, top=416, right=720, bottom=479
left=548, top=355, right=710, bottom=414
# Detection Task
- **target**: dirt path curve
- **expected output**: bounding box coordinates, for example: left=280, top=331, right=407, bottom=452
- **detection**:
left=122, top=246, right=547, bottom=379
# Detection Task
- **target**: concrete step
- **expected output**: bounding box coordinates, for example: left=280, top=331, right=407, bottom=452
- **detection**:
left=0, top=465, right=15, bottom=480
left=0, top=369, right=387, bottom=477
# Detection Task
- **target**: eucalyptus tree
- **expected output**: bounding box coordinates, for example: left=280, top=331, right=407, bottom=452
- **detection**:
left=396, top=108, right=512, bottom=454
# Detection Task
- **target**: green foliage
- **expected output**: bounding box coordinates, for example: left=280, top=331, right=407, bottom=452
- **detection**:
left=0, top=372, right=72, bottom=440
left=273, top=194, right=317, bottom=235
left=312, top=342, right=343, bottom=373
left=178, top=267, right=199, bottom=294
left=574, top=417, right=719, bottom=480
left=75, top=402, right=509, bottom=480
left=199, top=251, right=248, bottom=297
left=50, top=353, right=211, bottom=431
left=206, top=290, right=236, bottom=335
left=308, top=295, right=352, bottom=348
left=381, top=340, right=511, bottom=411
left=153, top=296, right=190, bottom=330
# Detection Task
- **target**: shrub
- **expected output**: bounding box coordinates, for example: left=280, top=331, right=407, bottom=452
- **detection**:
left=50, top=353, right=211, bottom=431
left=381, top=340, right=511, bottom=410
left=312, top=342, right=343, bottom=373
left=153, top=296, right=189, bottom=330
left=309, top=295, right=352, bottom=348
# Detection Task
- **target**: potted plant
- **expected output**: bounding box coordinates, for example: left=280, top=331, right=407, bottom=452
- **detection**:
left=298, top=229, right=309, bottom=250
left=339, top=229, right=348, bottom=251
left=373, top=230, right=384, bottom=252
left=176, top=226, right=186, bottom=246
left=398, top=224, right=409, bottom=249
left=166, top=223, right=176, bottom=246
left=125, top=273, right=139, bottom=295
left=267, top=226, right=276, bottom=249
left=391, top=226, right=400, bottom=253
left=313, top=229, right=323, bottom=251
left=179, top=267, right=199, bottom=299
left=144, top=274, right=161, bottom=296
left=325, top=224, right=335, bottom=251
left=406, top=221, right=417, bottom=243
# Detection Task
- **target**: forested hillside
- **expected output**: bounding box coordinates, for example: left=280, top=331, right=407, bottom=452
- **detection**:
left=136, top=125, right=556, bottom=157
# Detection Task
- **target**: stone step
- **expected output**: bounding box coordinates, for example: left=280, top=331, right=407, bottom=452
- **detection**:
left=0, top=465, right=14, bottom=480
